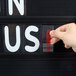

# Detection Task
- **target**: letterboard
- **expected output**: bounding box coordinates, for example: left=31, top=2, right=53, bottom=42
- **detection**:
left=0, top=0, right=76, bottom=76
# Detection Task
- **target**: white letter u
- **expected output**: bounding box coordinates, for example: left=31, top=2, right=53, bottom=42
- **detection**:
left=4, top=26, right=21, bottom=52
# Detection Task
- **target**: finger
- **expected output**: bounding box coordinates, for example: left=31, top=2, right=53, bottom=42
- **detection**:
left=58, top=25, right=67, bottom=32
left=53, top=29, right=66, bottom=40
left=64, top=44, right=70, bottom=49
left=50, top=30, right=55, bottom=38
left=50, top=25, right=67, bottom=39
left=59, top=23, right=75, bottom=31
left=50, top=23, right=74, bottom=41
left=51, top=37, right=60, bottom=44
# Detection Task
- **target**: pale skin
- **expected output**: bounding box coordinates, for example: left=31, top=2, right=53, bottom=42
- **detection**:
left=50, top=23, right=76, bottom=52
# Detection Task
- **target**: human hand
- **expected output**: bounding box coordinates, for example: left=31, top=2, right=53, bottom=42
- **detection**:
left=50, top=23, right=76, bottom=52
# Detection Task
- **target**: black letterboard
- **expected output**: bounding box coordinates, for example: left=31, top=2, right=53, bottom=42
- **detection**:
left=0, top=0, right=76, bottom=76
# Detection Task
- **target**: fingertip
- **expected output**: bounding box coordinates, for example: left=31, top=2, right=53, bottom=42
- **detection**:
left=64, top=45, right=70, bottom=49
left=50, top=30, right=54, bottom=35
left=51, top=38, right=57, bottom=45
left=50, top=30, right=55, bottom=38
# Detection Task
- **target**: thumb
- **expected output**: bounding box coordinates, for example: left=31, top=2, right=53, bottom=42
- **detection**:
left=50, top=24, right=68, bottom=40
left=52, top=29, right=65, bottom=40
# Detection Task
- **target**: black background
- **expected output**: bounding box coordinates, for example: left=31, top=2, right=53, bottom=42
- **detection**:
left=0, top=0, right=76, bottom=76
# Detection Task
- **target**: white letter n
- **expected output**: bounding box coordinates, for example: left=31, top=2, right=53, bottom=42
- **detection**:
left=8, top=0, right=24, bottom=15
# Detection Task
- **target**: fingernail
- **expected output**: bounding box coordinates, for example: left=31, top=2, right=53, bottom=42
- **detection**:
left=50, top=30, right=54, bottom=35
